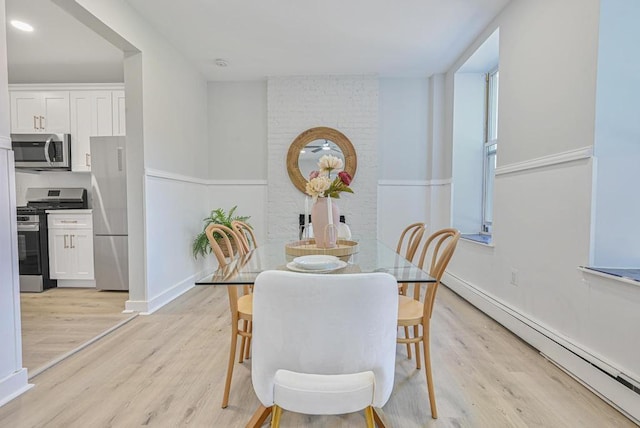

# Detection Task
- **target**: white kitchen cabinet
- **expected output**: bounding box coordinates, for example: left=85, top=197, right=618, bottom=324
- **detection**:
left=10, top=91, right=70, bottom=133
left=48, top=212, right=94, bottom=283
left=69, top=91, right=113, bottom=172
left=112, top=90, right=126, bottom=136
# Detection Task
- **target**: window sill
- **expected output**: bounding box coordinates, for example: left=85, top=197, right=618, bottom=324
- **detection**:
left=579, top=266, right=640, bottom=288
left=461, top=233, right=494, bottom=247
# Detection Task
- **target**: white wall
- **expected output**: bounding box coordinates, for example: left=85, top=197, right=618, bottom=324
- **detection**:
left=267, top=76, right=379, bottom=241
left=378, top=78, right=429, bottom=181
left=441, top=0, right=640, bottom=420
left=57, top=0, right=210, bottom=311
left=0, top=0, right=31, bottom=406
left=377, top=78, right=432, bottom=248
left=208, top=81, right=267, bottom=180
left=593, top=0, right=640, bottom=267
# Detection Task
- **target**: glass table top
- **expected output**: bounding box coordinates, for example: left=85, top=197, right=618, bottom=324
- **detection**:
left=195, top=239, right=435, bottom=285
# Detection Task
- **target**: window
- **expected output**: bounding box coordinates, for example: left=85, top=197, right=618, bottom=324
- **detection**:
left=451, top=28, right=499, bottom=243
left=482, top=70, right=499, bottom=234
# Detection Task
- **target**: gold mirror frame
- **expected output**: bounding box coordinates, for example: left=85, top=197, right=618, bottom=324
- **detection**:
left=286, top=127, right=357, bottom=194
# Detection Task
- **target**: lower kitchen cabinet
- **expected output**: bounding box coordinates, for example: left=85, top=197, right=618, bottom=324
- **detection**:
left=48, top=212, right=95, bottom=284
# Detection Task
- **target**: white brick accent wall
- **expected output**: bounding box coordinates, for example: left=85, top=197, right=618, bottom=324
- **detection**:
left=267, top=76, right=379, bottom=240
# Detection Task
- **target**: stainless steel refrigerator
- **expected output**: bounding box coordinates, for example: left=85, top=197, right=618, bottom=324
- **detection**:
left=90, top=136, right=129, bottom=291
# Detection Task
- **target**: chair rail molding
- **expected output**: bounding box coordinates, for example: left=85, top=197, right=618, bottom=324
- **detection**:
left=378, top=178, right=452, bottom=187
left=495, top=146, right=593, bottom=176
left=145, top=168, right=267, bottom=186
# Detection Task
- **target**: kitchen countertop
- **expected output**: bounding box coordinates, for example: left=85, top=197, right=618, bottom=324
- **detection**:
left=45, top=209, right=92, bottom=214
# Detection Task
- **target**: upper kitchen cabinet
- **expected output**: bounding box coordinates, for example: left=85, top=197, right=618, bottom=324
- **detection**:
left=70, top=91, right=114, bottom=172
left=10, top=91, right=70, bottom=133
left=9, top=84, right=126, bottom=172
left=112, top=90, right=126, bottom=136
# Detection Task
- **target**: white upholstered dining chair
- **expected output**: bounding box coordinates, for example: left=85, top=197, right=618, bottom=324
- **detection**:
left=247, top=270, right=398, bottom=427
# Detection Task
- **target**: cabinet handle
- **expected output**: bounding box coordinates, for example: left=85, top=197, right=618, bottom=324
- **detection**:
left=70, top=235, right=75, bottom=249
left=33, top=116, right=38, bottom=130
left=60, top=220, right=78, bottom=224
left=39, top=116, right=44, bottom=130
left=86, top=153, right=91, bottom=167
left=64, top=234, right=69, bottom=249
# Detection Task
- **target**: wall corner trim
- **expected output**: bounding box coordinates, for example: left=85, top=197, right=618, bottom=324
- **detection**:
left=495, top=146, right=593, bottom=176
left=0, top=136, right=11, bottom=150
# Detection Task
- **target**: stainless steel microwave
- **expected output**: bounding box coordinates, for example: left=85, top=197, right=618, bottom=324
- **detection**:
left=11, top=133, right=71, bottom=171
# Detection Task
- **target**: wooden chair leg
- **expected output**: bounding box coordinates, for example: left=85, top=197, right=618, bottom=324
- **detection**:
left=422, top=323, right=437, bottom=419
left=239, top=320, right=248, bottom=363
left=365, top=406, right=375, bottom=428
left=414, top=325, right=421, bottom=370
left=222, top=320, right=239, bottom=408
left=271, top=404, right=282, bottom=428
left=403, top=326, right=412, bottom=359
left=245, top=321, right=253, bottom=359
left=372, top=407, right=388, bottom=428
left=246, top=405, right=272, bottom=428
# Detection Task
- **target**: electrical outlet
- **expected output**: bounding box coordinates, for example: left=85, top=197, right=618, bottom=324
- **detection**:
left=510, top=268, right=518, bottom=286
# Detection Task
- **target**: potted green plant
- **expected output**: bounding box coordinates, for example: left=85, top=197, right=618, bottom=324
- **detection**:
left=192, top=206, right=251, bottom=259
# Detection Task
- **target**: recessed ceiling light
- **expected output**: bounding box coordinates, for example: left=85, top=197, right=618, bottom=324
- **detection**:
left=214, top=58, right=228, bottom=67
left=10, top=20, right=34, bottom=32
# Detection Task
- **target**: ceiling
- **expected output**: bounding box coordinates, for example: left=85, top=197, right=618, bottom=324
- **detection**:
left=5, top=0, right=510, bottom=84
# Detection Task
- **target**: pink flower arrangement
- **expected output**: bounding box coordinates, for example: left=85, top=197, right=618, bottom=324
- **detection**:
left=305, top=155, right=354, bottom=200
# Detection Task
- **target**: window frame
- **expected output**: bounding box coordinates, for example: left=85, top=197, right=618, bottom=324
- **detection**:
left=481, top=68, right=499, bottom=234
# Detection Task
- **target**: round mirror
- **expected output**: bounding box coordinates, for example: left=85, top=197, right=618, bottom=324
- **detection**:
left=287, top=127, right=357, bottom=194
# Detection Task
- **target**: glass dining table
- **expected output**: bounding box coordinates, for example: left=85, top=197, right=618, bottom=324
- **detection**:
left=195, top=238, right=435, bottom=285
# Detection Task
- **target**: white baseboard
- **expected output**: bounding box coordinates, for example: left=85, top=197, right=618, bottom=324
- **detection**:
left=443, top=271, right=640, bottom=424
left=124, top=269, right=212, bottom=314
left=0, top=369, right=32, bottom=408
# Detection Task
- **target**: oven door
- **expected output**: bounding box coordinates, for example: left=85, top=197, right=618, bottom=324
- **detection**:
left=17, top=222, right=42, bottom=276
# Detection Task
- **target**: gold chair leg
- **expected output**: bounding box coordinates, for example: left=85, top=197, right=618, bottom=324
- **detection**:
left=365, top=406, right=375, bottom=428
left=222, top=320, right=239, bottom=408
left=271, top=405, right=282, bottom=428
left=423, top=323, right=437, bottom=419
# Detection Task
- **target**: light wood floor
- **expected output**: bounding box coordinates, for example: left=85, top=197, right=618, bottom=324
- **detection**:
left=20, top=288, right=134, bottom=376
left=2, top=285, right=635, bottom=427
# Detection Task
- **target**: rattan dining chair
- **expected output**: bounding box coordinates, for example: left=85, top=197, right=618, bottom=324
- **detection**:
left=396, top=222, right=426, bottom=358
left=231, top=220, right=258, bottom=254
left=205, top=223, right=253, bottom=409
left=397, top=228, right=460, bottom=419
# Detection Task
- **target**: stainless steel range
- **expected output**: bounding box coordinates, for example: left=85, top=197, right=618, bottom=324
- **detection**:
left=17, top=188, right=87, bottom=292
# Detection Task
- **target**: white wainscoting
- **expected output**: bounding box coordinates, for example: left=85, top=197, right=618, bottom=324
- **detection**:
left=444, top=157, right=640, bottom=424
left=443, top=271, right=640, bottom=424
left=129, top=170, right=267, bottom=314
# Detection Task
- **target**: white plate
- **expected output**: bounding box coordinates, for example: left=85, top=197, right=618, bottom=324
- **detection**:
left=286, top=260, right=348, bottom=274
left=293, top=255, right=340, bottom=270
